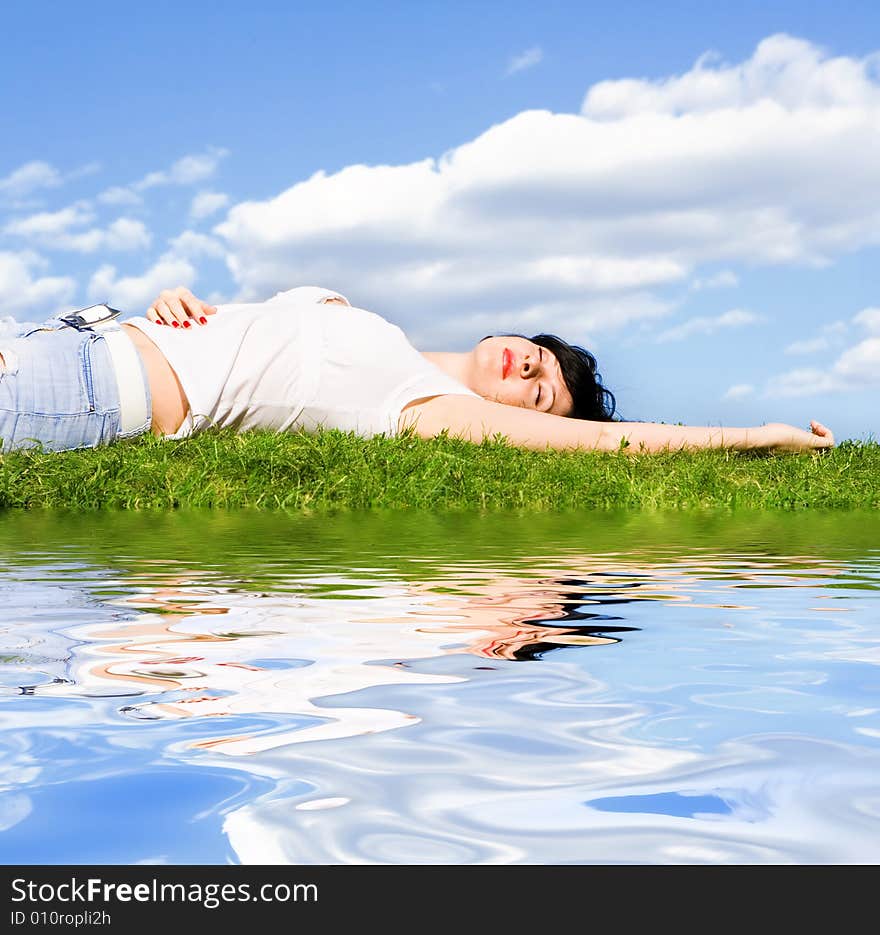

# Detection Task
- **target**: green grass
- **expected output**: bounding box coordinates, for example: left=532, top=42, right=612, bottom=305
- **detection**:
left=0, top=429, right=878, bottom=511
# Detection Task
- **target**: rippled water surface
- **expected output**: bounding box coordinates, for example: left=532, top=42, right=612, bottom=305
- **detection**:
left=2, top=510, right=880, bottom=864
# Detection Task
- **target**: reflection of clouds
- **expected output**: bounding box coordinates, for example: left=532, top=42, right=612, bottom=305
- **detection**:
left=46, top=568, right=660, bottom=755
left=212, top=558, right=880, bottom=864
left=223, top=718, right=880, bottom=864
left=14, top=555, right=880, bottom=762
left=4, top=551, right=880, bottom=863
left=73, top=587, right=471, bottom=754
left=0, top=793, right=31, bottom=832
left=0, top=571, right=104, bottom=692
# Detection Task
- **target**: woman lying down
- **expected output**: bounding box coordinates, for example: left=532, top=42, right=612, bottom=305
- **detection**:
left=0, top=284, right=833, bottom=454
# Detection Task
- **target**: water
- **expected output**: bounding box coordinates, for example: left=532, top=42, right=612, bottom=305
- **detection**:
left=1, top=510, right=879, bottom=864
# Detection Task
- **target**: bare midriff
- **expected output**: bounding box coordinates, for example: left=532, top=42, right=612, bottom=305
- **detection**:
left=121, top=323, right=189, bottom=436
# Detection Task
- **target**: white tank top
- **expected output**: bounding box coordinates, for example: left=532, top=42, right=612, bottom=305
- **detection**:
left=124, top=286, right=478, bottom=439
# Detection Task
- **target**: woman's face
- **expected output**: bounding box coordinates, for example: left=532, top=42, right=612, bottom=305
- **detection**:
left=470, top=336, right=574, bottom=416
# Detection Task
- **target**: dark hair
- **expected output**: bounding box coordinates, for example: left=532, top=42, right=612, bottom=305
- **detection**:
left=486, top=333, right=617, bottom=421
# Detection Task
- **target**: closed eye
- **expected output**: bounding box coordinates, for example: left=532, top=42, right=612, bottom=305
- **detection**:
left=535, top=347, right=543, bottom=408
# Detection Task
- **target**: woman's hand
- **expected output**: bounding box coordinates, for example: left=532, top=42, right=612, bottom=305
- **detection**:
left=759, top=420, right=835, bottom=452
left=146, top=287, right=217, bottom=328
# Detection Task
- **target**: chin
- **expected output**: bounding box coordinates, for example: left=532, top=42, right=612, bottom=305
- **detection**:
left=472, top=339, right=502, bottom=393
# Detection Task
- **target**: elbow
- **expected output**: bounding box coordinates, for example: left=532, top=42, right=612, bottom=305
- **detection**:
left=593, top=422, right=621, bottom=453
left=592, top=422, right=646, bottom=454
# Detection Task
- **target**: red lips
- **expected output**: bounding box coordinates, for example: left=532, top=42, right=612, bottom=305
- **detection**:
left=502, top=347, right=513, bottom=379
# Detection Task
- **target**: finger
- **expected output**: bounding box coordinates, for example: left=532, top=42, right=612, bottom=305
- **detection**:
left=176, top=288, right=215, bottom=325
left=146, top=305, right=164, bottom=325
left=154, top=299, right=180, bottom=327
left=810, top=421, right=834, bottom=445
left=167, top=296, right=192, bottom=328
left=184, top=294, right=212, bottom=325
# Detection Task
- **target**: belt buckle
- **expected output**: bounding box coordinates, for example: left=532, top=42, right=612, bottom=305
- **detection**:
left=59, top=304, right=124, bottom=331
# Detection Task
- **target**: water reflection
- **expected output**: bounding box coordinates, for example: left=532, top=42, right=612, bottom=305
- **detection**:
left=1, top=511, right=880, bottom=863
left=30, top=567, right=652, bottom=754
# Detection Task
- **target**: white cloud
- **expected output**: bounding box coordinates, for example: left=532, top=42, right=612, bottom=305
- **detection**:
left=215, top=35, right=880, bottom=349
left=98, top=186, right=143, bottom=207
left=190, top=190, right=230, bottom=220
left=0, top=161, right=62, bottom=199
left=4, top=205, right=95, bottom=238
left=135, top=147, right=228, bottom=191
left=506, top=46, right=543, bottom=76
left=0, top=250, right=76, bottom=316
left=525, top=255, right=685, bottom=289
left=830, top=336, right=880, bottom=383
left=582, top=34, right=879, bottom=117
left=88, top=255, right=197, bottom=311
left=578, top=33, right=880, bottom=264
left=99, top=218, right=152, bottom=252
left=766, top=305, right=880, bottom=396
left=4, top=206, right=151, bottom=253
left=781, top=318, right=849, bottom=356
left=67, top=162, right=102, bottom=181
left=656, top=308, right=760, bottom=343
left=785, top=336, right=830, bottom=355
left=723, top=383, right=755, bottom=400
left=690, top=270, right=739, bottom=290
left=408, top=291, right=670, bottom=349
left=214, top=152, right=689, bottom=347
left=0, top=161, right=100, bottom=204
left=168, top=230, right=226, bottom=259
left=853, top=306, right=880, bottom=333
left=765, top=367, right=838, bottom=397
left=90, top=151, right=229, bottom=207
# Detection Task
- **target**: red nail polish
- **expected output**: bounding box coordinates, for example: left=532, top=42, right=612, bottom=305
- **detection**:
left=199, top=316, right=207, bottom=325
left=172, top=321, right=179, bottom=328
left=183, top=320, right=191, bottom=328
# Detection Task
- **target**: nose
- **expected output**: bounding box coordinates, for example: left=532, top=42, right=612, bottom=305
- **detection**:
left=520, top=354, right=538, bottom=379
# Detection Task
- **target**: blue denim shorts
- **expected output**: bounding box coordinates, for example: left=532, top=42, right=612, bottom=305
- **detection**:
left=0, top=320, right=152, bottom=452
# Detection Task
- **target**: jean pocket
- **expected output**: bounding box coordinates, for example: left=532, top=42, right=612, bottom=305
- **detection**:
left=9, top=411, right=111, bottom=452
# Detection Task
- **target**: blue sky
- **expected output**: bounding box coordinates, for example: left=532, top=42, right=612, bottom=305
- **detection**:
left=1, top=1, right=878, bottom=441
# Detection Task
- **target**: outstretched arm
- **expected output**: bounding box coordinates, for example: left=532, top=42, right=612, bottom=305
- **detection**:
left=399, top=394, right=834, bottom=454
